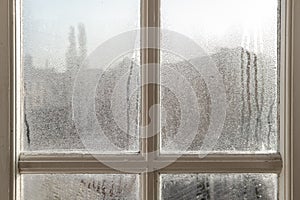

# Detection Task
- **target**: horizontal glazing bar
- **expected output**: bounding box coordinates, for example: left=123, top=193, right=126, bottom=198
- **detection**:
left=19, top=153, right=282, bottom=174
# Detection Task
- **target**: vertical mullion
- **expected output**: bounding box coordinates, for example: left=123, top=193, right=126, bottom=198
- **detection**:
left=141, top=0, right=160, bottom=199
left=0, top=0, right=15, bottom=199
left=141, top=0, right=160, bottom=157
left=292, top=0, right=300, bottom=199
left=280, top=0, right=292, bottom=199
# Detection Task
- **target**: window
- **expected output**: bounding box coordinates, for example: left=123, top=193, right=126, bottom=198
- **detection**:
left=1, top=0, right=299, bottom=199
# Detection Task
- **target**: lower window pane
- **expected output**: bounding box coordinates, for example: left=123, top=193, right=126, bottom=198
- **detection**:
left=161, top=174, right=277, bottom=200
left=22, top=174, right=139, bottom=200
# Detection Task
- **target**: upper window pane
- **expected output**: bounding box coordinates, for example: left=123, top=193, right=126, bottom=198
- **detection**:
left=161, top=0, right=279, bottom=153
left=22, top=0, right=140, bottom=152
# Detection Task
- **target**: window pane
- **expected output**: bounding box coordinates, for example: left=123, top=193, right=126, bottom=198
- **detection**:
left=161, top=0, right=279, bottom=153
left=22, top=174, right=139, bottom=200
left=161, top=174, right=278, bottom=200
left=22, top=0, right=140, bottom=152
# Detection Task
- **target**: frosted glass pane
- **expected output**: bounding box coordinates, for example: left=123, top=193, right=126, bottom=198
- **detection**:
left=22, top=174, right=139, bottom=200
left=161, top=0, right=279, bottom=153
left=22, top=0, right=140, bottom=151
left=161, top=174, right=278, bottom=200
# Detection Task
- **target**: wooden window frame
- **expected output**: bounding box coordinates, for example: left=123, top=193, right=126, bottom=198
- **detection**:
left=0, top=0, right=298, bottom=199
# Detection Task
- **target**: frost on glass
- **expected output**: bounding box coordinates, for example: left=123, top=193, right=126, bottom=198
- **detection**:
left=161, top=174, right=278, bottom=200
left=161, top=0, right=279, bottom=153
left=22, top=0, right=140, bottom=151
left=94, top=56, right=140, bottom=151
left=22, top=174, right=139, bottom=200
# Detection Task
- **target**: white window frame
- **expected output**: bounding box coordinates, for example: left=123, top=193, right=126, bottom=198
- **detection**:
left=0, top=0, right=298, bottom=199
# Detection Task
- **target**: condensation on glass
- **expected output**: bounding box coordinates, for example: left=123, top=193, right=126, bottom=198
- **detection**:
left=22, top=0, right=140, bottom=152
left=22, top=174, right=139, bottom=200
left=161, top=174, right=278, bottom=200
left=161, top=0, right=279, bottom=153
